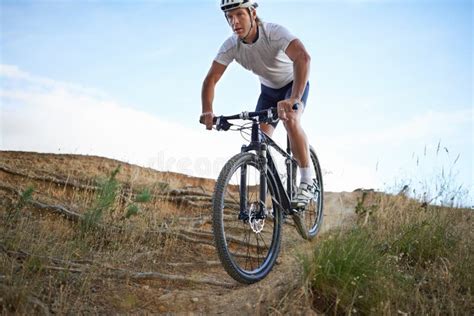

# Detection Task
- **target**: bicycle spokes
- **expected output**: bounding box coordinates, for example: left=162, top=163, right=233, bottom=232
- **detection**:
left=213, top=153, right=281, bottom=283
left=298, top=148, right=324, bottom=239
left=226, top=164, right=273, bottom=261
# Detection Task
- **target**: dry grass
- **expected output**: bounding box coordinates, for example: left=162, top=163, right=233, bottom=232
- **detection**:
left=3, top=211, right=146, bottom=313
left=278, top=192, right=473, bottom=315
left=5, top=150, right=470, bottom=314
left=0, top=153, right=228, bottom=314
left=279, top=144, right=474, bottom=315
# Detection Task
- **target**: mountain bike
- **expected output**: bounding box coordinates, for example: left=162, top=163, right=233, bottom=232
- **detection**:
left=210, top=106, right=324, bottom=284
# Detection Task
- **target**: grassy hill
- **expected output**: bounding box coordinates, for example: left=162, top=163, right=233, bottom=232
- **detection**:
left=0, top=151, right=471, bottom=314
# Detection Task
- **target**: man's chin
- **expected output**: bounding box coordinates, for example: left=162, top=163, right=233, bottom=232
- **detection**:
left=234, top=30, right=245, bottom=37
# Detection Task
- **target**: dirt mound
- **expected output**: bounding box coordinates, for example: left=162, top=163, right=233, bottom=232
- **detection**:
left=0, top=151, right=366, bottom=314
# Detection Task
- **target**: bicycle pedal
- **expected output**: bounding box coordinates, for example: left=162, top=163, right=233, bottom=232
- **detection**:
left=291, top=211, right=309, bottom=240
left=290, top=207, right=304, bottom=214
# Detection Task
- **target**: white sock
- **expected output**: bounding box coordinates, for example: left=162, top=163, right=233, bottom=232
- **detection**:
left=299, top=167, right=313, bottom=185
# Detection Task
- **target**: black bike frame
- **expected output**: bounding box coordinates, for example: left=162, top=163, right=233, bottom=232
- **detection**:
left=240, top=120, right=298, bottom=216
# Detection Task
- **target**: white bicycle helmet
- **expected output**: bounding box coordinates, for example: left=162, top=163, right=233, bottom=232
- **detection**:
left=220, top=0, right=258, bottom=12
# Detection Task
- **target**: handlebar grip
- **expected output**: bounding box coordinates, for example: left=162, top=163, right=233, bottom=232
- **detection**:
left=199, top=113, right=217, bottom=125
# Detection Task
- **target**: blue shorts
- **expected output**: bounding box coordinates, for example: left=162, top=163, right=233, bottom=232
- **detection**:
left=255, top=81, right=310, bottom=127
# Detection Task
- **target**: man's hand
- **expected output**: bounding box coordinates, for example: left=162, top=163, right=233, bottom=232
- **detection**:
left=277, top=98, right=301, bottom=121
left=199, top=112, right=215, bottom=130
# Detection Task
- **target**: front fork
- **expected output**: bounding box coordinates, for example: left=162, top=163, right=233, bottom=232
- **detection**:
left=239, top=123, right=268, bottom=221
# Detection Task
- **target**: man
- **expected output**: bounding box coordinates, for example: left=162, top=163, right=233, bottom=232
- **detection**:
left=200, top=0, right=315, bottom=208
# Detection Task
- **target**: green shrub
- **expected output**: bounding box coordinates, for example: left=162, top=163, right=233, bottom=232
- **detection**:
left=388, top=213, right=459, bottom=267
left=134, top=188, right=151, bottom=203
left=125, top=204, right=139, bottom=219
left=301, top=201, right=471, bottom=315
left=123, top=188, right=152, bottom=219
left=7, top=186, right=34, bottom=221
left=80, top=167, right=120, bottom=233
left=304, top=227, right=394, bottom=314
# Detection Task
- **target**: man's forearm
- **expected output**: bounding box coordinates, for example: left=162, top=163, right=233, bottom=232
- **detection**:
left=201, top=78, right=215, bottom=113
left=291, top=55, right=310, bottom=101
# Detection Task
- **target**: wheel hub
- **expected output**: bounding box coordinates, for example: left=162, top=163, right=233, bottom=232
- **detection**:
left=248, top=203, right=265, bottom=233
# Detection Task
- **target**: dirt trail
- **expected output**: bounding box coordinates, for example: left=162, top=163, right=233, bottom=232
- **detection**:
left=0, top=151, right=366, bottom=314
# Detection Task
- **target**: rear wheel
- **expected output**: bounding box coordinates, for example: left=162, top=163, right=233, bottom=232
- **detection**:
left=213, top=152, right=282, bottom=284
left=293, top=146, right=324, bottom=239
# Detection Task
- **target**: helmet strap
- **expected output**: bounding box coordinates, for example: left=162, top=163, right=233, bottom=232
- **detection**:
left=241, top=8, right=255, bottom=43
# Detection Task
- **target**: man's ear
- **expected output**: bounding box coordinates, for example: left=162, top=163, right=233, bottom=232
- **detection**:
left=252, top=10, right=257, bottom=20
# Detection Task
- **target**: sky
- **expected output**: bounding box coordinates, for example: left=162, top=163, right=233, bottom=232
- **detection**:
left=0, top=0, right=472, bottom=206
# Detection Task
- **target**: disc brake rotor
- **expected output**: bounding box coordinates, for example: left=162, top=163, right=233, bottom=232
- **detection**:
left=248, top=203, right=265, bottom=233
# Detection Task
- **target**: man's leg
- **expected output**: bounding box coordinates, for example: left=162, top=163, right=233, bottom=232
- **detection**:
left=284, top=113, right=316, bottom=209
left=281, top=82, right=315, bottom=208
left=260, top=123, right=275, bottom=137
left=282, top=82, right=310, bottom=168
left=256, top=84, right=278, bottom=138
left=283, top=108, right=310, bottom=168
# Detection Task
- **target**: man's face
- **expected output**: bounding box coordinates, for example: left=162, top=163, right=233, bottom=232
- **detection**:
left=225, top=8, right=254, bottom=38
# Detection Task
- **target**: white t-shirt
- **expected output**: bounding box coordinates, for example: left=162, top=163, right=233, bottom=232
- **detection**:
left=214, top=22, right=297, bottom=89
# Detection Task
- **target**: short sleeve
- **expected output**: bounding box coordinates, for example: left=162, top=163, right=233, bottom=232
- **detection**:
left=214, top=37, right=236, bottom=66
left=267, top=23, right=297, bottom=52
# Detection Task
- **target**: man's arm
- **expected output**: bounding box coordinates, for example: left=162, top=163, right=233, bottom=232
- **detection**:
left=285, top=39, right=311, bottom=102
left=201, top=61, right=227, bottom=129
left=202, top=61, right=227, bottom=112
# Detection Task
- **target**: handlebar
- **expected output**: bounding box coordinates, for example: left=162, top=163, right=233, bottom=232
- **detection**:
left=211, top=104, right=299, bottom=131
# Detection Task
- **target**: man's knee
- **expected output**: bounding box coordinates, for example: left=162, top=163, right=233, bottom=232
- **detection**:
left=283, top=117, right=300, bottom=132
left=260, top=123, right=275, bottom=137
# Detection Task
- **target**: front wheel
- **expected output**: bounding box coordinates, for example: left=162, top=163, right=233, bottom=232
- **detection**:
left=212, top=152, right=282, bottom=284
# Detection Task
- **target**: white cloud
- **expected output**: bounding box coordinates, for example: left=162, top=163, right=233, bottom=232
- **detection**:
left=372, top=110, right=471, bottom=144
left=0, top=64, right=28, bottom=80
left=0, top=64, right=243, bottom=179
left=1, top=64, right=377, bottom=192
left=0, top=64, right=107, bottom=98
left=322, top=109, right=472, bottom=150
left=2, top=64, right=470, bottom=201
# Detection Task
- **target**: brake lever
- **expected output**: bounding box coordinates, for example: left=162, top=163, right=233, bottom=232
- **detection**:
left=264, top=104, right=299, bottom=124
left=216, top=117, right=232, bottom=131
left=262, top=108, right=279, bottom=124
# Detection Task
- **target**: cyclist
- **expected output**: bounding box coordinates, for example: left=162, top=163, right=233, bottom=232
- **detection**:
left=200, top=0, right=316, bottom=209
